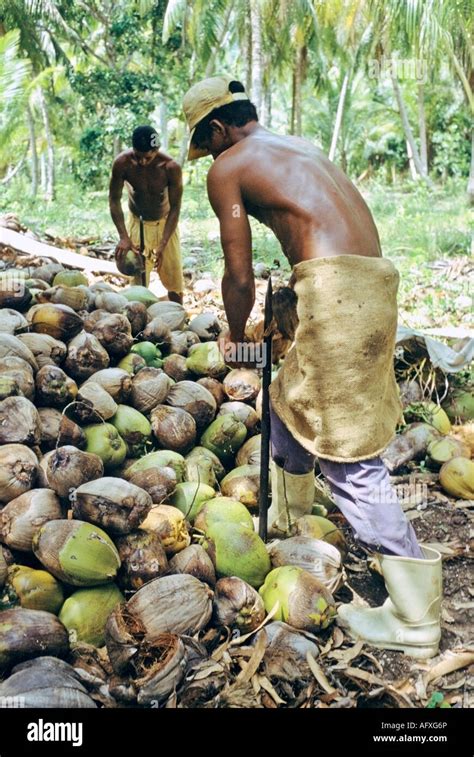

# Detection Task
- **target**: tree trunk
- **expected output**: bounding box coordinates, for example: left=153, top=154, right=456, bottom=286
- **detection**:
left=178, top=125, right=189, bottom=166
left=290, top=68, right=296, bottom=134
left=37, top=88, right=55, bottom=201
left=113, top=135, right=122, bottom=157
left=159, top=100, right=168, bottom=151
left=468, top=131, right=474, bottom=206
left=391, top=73, right=430, bottom=184
left=447, top=47, right=474, bottom=112
left=0, top=151, right=27, bottom=185
left=340, top=145, right=347, bottom=173
left=263, top=81, right=272, bottom=128
left=244, top=10, right=252, bottom=95
left=249, top=0, right=263, bottom=114
left=329, top=72, right=350, bottom=162
left=293, top=46, right=305, bottom=136
left=40, top=153, right=47, bottom=193
left=406, top=139, right=418, bottom=180
left=26, top=103, right=38, bottom=198
left=417, top=83, right=428, bottom=176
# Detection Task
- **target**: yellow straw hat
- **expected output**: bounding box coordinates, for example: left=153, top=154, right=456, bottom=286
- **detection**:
left=183, top=75, right=249, bottom=160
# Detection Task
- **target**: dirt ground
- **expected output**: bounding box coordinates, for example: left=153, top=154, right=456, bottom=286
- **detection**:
left=328, top=471, right=474, bottom=709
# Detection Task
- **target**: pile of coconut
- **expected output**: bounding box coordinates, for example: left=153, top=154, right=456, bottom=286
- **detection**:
left=0, top=260, right=363, bottom=707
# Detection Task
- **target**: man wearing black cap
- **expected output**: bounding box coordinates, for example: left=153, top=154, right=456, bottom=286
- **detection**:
left=109, top=125, right=184, bottom=302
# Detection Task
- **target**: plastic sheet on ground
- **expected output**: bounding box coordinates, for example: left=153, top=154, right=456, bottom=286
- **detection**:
left=396, top=325, right=474, bottom=374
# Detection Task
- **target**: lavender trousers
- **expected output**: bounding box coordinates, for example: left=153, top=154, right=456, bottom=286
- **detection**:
left=270, top=405, right=423, bottom=559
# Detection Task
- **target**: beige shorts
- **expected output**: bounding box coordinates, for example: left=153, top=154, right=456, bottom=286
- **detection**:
left=127, top=212, right=184, bottom=293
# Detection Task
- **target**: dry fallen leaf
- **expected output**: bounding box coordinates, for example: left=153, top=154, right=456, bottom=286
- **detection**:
left=441, top=607, right=456, bottom=623
left=328, top=639, right=364, bottom=664
left=424, top=651, right=474, bottom=685
left=257, top=674, right=286, bottom=705
left=306, top=652, right=337, bottom=695
left=236, top=632, right=267, bottom=684
left=343, top=667, right=384, bottom=686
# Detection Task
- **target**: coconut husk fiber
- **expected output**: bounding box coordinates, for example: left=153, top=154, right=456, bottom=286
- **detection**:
left=269, top=255, right=403, bottom=462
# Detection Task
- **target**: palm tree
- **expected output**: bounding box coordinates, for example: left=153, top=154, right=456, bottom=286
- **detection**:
left=162, top=0, right=232, bottom=74
left=369, top=0, right=473, bottom=192
left=0, top=31, right=31, bottom=184
left=0, top=1, right=70, bottom=198
left=317, top=0, right=373, bottom=162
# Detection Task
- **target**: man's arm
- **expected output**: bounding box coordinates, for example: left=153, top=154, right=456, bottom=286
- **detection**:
left=109, top=158, right=136, bottom=255
left=207, top=161, right=255, bottom=344
left=155, top=161, right=183, bottom=265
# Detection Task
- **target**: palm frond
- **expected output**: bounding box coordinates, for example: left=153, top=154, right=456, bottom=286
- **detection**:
left=0, top=30, right=31, bottom=104
left=162, top=0, right=189, bottom=44
left=134, top=0, right=156, bottom=17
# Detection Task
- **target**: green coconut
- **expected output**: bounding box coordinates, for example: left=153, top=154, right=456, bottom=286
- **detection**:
left=7, top=565, right=64, bottom=614
left=442, top=390, right=474, bottom=423
left=110, top=404, right=152, bottom=457
left=125, top=450, right=186, bottom=483
left=33, top=520, right=121, bottom=586
left=121, top=286, right=159, bottom=306
left=117, top=352, right=147, bottom=375
left=405, top=400, right=451, bottom=435
left=194, top=497, right=254, bottom=534
left=220, top=465, right=260, bottom=509
left=59, top=584, right=124, bottom=647
left=259, top=566, right=336, bottom=631
left=131, top=341, right=163, bottom=367
left=186, top=342, right=227, bottom=380
left=53, top=270, right=88, bottom=288
left=293, top=515, right=347, bottom=556
left=203, top=522, right=270, bottom=588
left=186, top=446, right=226, bottom=481
left=426, top=436, right=470, bottom=470
left=185, top=457, right=217, bottom=488
left=200, top=413, right=247, bottom=466
left=168, top=482, right=216, bottom=522
left=439, top=457, right=474, bottom=500
left=83, top=422, right=127, bottom=471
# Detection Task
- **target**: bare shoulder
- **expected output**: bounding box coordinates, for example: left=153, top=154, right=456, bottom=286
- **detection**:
left=164, top=157, right=182, bottom=179
left=207, top=150, right=243, bottom=189
left=112, top=150, right=133, bottom=175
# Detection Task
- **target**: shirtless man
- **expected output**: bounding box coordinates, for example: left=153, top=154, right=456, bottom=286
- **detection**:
left=109, top=125, right=184, bottom=303
left=182, top=75, right=442, bottom=659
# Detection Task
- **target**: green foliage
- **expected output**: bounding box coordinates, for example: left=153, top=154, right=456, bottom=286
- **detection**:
left=432, top=118, right=471, bottom=178
left=0, top=0, right=471, bottom=194
left=425, top=691, right=451, bottom=708
left=69, top=67, right=162, bottom=186
left=0, top=30, right=31, bottom=159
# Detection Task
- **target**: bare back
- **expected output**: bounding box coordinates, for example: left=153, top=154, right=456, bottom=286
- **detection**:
left=213, top=129, right=382, bottom=264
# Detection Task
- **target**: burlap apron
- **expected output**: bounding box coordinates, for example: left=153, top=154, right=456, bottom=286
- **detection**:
left=269, top=255, right=403, bottom=462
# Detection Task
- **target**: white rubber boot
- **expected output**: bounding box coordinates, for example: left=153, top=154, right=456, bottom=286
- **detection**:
left=337, top=546, right=442, bottom=659
left=267, top=461, right=315, bottom=537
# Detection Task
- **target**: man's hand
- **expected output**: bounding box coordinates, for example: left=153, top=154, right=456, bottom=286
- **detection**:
left=218, top=329, right=261, bottom=369
left=154, top=243, right=165, bottom=271
left=115, top=235, right=138, bottom=257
